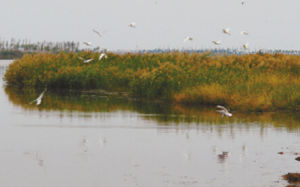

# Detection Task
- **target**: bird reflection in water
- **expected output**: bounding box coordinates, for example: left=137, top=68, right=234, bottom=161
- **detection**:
left=218, top=151, right=230, bottom=163
left=81, top=137, right=89, bottom=153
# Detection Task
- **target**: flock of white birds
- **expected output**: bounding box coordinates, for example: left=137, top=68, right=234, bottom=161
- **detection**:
left=30, top=22, right=137, bottom=106
left=185, top=26, right=249, bottom=50
left=30, top=1, right=245, bottom=117
left=183, top=1, right=249, bottom=51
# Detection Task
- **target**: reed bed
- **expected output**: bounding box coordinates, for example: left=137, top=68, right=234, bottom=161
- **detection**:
left=4, top=51, right=300, bottom=111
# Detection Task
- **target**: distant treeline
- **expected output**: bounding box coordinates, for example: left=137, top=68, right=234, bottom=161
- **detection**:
left=0, top=38, right=80, bottom=59
left=140, top=48, right=300, bottom=55
left=1, top=38, right=300, bottom=59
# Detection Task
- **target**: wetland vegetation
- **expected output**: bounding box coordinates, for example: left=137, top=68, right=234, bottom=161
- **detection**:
left=4, top=51, right=300, bottom=112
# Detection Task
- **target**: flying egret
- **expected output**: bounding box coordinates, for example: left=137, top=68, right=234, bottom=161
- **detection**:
left=84, top=59, right=93, bottom=63
left=216, top=105, right=232, bottom=117
left=184, top=36, right=193, bottom=42
left=30, top=88, right=47, bottom=106
left=222, top=28, right=231, bottom=35
left=240, top=31, right=249, bottom=35
left=128, top=22, right=136, bottom=28
left=92, top=29, right=103, bottom=37
left=243, top=43, right=249, bottom=50
left=83, top=41, right=93, bottom=47
left=79, top=57, right=94, bottom=63
left=99, top=52, right=107, bottom=61
left=212, top=40, right=221, bottom=45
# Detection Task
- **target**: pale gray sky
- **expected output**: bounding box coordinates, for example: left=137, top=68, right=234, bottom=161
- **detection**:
left=0, top=0, right=299, bottom=50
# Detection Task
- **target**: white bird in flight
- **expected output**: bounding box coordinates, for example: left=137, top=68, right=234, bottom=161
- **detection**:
left=99, top=52, right=107, bottom=61
left=30, top=88, right=47, bottom=106
left=92, top=29, right=103, bottom=37
left=184, top=36, right=193, bottom=42
left=84, top=59, right=93, bottom=63
left=83, top=41, right=93, bottom=47
left=240, top=31, right=249, bottom=35
left=79, top=57, right=94, bottom=63
left=128, top=22, right=136, bottom=28
left=222, top=28, right=231, bottom=35
left=243, top=43, right=249, bottom=50
left=216, top=105, right=232, bottom=117
left=212, top=40, right=221, bottom=45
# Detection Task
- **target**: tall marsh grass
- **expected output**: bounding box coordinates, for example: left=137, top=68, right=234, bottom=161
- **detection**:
left=4, top=51, right=300, bottom=111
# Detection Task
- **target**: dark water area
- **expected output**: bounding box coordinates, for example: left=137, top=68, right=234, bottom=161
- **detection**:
left=0, top=60, right=299, bottom=187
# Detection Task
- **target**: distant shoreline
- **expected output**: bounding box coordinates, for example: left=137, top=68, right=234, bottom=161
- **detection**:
left=1, top=48, right=300, bottom=60
left=0, top=50, right=25, bottom=59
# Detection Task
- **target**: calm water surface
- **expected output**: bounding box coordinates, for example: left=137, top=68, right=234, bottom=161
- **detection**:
left=0, top=60, right=299, bottom=187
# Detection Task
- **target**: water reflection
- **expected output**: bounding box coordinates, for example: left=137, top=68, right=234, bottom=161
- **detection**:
left=1, top=60, right=299, bottom=187
left=5, top=86, right=300, bottom=132
left=217, top=151, right=230, bottom=164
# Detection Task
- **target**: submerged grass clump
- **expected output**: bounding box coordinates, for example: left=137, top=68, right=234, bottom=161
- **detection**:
left=4, top=51, right=300, bottom=111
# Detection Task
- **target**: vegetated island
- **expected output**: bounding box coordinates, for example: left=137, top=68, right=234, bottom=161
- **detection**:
left=4, top=51, right=300, bottom=112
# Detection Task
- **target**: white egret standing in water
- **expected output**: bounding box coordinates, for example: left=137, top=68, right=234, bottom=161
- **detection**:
left=216, top=105, right=232, bottom=117
left=30, top=88, right=47, bottom=106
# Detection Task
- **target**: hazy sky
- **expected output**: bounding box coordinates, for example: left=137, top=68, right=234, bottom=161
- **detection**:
left=1, top=0, right=299, bottom=50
